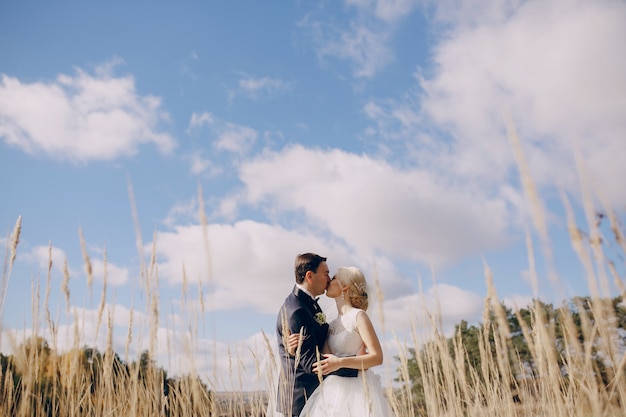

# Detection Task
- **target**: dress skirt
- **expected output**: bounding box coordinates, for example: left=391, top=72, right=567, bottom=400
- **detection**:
left=299, top=370, right=394, bottom=417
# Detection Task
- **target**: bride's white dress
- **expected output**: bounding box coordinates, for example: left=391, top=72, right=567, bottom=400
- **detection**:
left=299, top=308, right=395, bottom=417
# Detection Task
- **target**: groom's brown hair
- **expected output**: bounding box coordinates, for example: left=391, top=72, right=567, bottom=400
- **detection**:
left=294, top=253, right=326, bottom=284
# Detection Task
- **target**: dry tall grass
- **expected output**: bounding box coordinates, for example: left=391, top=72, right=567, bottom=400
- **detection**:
left=1, top=143, right=625, bottom=416
left=2, top=209, right=624, bottom=416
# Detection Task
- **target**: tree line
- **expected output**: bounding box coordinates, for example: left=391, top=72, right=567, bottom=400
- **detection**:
left=397, top=295, right=626, bottom=415
left=0, top=340, right=213, bottom=416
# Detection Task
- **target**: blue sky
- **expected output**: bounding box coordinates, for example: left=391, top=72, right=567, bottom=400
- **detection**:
left=1, top=0, right=625, bottom=390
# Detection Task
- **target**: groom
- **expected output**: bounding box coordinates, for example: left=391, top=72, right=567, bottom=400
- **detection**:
left=275, top=253, right=357, bottom=417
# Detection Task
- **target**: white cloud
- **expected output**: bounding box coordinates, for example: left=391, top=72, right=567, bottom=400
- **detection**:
left=346, top=0, right=419, bottom=22
left=162, top=197, right=199, bottom=228
left=149, top=215, right=414, bottom=318
left=432, top=0, right=524, bottom=29
left=363, top=98, right=422, bottom=142
left=316, top=21, right=393, bottom=79
left=425, top=283, right=485, bottom=326
left=502, top=294, right=533, bottom=311
left=213, top=194, right=241, bottom=220
left=306, top=0, right=422, bottom=78
left=149, top=220, right=358, bottom=313
left=416, top=0, right=626, bottom=206
left=90, top=259, right=129, bottom=286
left=305, top=0, right=421, bottom=79
left=22, top=245, right=128, bottom=286
left=383, top=284, right=484, bottom=335
left=374, top=0, right=419, bottom=21
left=26, top=244, right=69, bottom=274
left=186, top=151, right=223, bottom=177
left=186, top=111, right=214, bottom=132
left=239, top=145, right=513, bottom=265
left=189, top=152, right=212, bottom=175
left=0, top=61, right=176, bottom=162
left=236, top=75, right=292, bottom=100
left=66, top=304, right=149, bottom=347
left=358, top=0, right=626, bottom=235
left=185, top=112, right=258, bottom=156
left=214, top=122, right=257, bottom=155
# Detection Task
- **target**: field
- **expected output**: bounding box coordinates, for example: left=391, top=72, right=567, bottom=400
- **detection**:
left=2, top=144, right=625, bottom=416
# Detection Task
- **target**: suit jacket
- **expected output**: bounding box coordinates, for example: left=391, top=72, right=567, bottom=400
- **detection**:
left=276, top=286, right=357, bottom=416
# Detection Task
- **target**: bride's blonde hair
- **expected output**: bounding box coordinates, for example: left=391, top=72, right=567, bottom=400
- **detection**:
left=335, top=266, right=369, bottom=311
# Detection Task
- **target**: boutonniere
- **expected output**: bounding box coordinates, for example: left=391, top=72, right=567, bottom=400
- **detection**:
left=314, top=312, right=327, bottom=325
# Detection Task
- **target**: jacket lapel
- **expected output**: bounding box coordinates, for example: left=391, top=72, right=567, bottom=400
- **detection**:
left=293, top=286, right=316, bottom=311
left=293, top=286, right=328, bottom=333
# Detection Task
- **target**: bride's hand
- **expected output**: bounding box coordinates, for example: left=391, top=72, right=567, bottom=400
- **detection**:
left=313, top=354, right=341, bottom=375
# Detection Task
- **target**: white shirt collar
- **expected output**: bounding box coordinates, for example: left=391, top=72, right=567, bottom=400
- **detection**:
left=296, top=283, right=316, bottom=300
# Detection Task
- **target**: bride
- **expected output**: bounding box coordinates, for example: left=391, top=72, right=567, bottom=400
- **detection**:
left=295, top=266, right=395, bottom=417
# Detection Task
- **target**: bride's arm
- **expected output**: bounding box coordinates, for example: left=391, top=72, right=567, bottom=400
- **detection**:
left=314, top=311, right=383, bottom=374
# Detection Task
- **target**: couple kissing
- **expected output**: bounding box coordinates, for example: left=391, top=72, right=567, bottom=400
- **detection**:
left=274, top=253, right=394, bottom=417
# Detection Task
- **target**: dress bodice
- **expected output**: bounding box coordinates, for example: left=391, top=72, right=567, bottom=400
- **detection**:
left=327, top=308, right=364, bottom=356
left=298, top=307, right=396, bottom=416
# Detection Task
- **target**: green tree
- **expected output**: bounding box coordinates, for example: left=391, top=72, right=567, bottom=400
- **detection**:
left=399, top=295, right=625, bottom=406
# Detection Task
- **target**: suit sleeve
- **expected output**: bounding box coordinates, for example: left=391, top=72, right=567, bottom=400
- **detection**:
left=288, top=308, right=324, bottom=375
left=328, top=367, right=358, bottom=377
